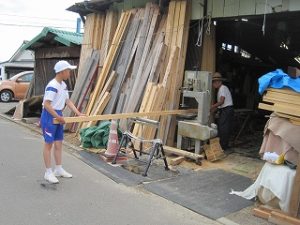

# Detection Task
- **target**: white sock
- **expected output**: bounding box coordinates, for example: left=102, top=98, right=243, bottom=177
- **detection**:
left=46, top=168, right=53, bottom=175
left=55, top=165, right=62, bottom=171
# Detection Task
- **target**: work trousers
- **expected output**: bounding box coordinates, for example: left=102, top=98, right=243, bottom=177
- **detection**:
left=218, top=106, right=234, bottom=150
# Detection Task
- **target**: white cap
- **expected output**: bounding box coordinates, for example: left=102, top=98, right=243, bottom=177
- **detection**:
left=54, top=60, right=77, bottom=73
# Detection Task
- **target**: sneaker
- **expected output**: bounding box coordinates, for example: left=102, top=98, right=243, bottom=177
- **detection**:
left=54, top=168, right=72, bottom=178
left=44, top=172, right=59, bottom=184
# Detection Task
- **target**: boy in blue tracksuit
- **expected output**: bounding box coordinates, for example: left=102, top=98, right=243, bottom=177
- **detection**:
left=41, top=60, right=84, bottom=183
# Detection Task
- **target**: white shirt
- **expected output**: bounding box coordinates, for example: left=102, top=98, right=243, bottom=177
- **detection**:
left=217, top=84, right=233, bottom=108
left=43, top=79, right=69, bottom=110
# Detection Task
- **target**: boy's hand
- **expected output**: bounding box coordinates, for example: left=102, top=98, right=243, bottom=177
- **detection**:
left=56, top=115, right=66, bottom=124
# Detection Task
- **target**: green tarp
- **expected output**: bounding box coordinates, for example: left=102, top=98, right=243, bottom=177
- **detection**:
left=79, top=121, right=122, bottom=148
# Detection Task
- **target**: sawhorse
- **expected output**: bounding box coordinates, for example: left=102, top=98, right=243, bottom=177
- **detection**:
left=111, top=118, right=169, bottom=176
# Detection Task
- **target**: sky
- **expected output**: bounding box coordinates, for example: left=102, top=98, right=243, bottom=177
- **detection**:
left=0, top=0, right=82, bottom=62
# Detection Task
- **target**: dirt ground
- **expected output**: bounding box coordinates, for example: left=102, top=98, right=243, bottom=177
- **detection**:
left=65, top=131, right=265, bottom=181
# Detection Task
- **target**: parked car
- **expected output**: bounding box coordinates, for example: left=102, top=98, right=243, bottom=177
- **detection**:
left=0, top=71, right=34, bottom=102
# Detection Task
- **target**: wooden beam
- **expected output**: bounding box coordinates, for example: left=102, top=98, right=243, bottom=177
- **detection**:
left=169, top=156, right=185, bottom=166
left=274, top=103, right=300, bottom=117
left=54, top=109, right=197, bottom=124
left=252, top=208, right=271, bottom=220
left=275, top=113, right=300, bottom=122
left=163, top=145, right=203, bottom=161
left=258, top=102, right=274, bottom=111
left=268, top=88, right=300, bottom=97
left=265, top=92, right=300, bottom=104
left=263, top=96, right=300, bottom=106
left=269, top=211, right=300, bottom=225
left=85, top=92, right=111, bottom=128
left=166, top=0, right=191, bottom=146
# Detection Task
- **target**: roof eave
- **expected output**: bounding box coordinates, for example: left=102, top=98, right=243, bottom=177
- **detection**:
left=67, top=0, right=122, bottom=16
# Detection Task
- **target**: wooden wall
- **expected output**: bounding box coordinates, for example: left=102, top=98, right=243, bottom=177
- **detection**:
left=108, top=0, right=300, bottom=20
left=32, top=46, right=80, bottom=96
left=192, top=0, right=300, bottom=20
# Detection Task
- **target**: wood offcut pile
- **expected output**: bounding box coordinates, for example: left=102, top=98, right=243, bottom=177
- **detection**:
left=259, top=88, right=300, bottom=125
left=64, top=0, right=192, bottom=146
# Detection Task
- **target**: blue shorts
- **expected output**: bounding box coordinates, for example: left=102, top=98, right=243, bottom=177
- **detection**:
left=41, top=109, right=64, bottom=143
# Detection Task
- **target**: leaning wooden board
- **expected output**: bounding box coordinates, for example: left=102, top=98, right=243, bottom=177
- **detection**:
left=54, top=109, right=197, bottom=124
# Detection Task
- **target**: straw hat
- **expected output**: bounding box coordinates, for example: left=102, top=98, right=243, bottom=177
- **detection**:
left=212, top=72, right=226, bottom=81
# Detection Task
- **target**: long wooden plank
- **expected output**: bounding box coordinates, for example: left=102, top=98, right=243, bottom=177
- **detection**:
left=252, top=208, right=271, bottom=220
left=258, top=102, right=274, bottom=111
left=86, top=12, right=130, bottom=117
left=171, top=1, right=181, bottom=48
left=85, top=12, right=131, bottom=116
left=166, top=0, right=191, bottom=145
left=259, top=102, right=300, bottom=118
left=159, top=47, right=179, bottom=141
left=165, top=0, right=175, bottom=47
left=85, top=92, right=111, bottom=128
left=263, top=96, right=300, bottom=106
left=130, top=3, right=153, bottom=82
left=94, top=12, right=130, bottom=95
left=100, top=10, right=118, bottom=67
left=104, top=10, right=141, bottom=114
left=76, top=51, right=100, bottom=111
left=80, top=71, right=117, bottom=130
left=266, top=91, right=300, bottom=104
left=149, top=43, right=167, bottom=83
left=275, top=112, right=300, bottom=121
left=269, top=211, right=300, bottom=225
left=268, top=88, right=300, bottom=97
left=163, top=145, right=203, bottom=161
left=274, top=103, right=300, bottom=117
left=143, top=85, right=165, bottom=140
left=132, top=83, right=154, bottom=136
left=64, top=50, right=100, bottom=117
left=54, top=109, right=197, bottom=124
left=124, top=4, right=159, bottom=113
left=139, top=85, right=158, bottom=139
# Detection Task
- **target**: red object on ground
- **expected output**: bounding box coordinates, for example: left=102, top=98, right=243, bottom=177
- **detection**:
left=105, top=120, right=120, bottom=157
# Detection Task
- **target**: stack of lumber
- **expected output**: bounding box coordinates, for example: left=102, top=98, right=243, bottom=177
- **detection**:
left=253, top=205, right=300, bottom=225
left=259, top=88, right=300, bottom=125
left=66, top=1, right=192, bottom=146
left=63, top=10, right=118, bottom=127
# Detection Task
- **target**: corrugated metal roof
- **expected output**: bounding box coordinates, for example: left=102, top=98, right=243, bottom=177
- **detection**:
left=22, top=27, right=83, bottom=50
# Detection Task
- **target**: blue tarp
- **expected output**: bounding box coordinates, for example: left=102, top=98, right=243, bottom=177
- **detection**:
left=258, top=69, right=300, bottom=95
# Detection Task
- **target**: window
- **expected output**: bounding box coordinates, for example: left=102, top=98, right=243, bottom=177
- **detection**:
left=18, top=73, right=33, bottom=82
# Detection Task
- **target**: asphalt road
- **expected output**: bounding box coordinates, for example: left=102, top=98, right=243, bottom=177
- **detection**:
left=0, top=101, right=18, bottom=114
left=0, top=102, right=221, bottom=225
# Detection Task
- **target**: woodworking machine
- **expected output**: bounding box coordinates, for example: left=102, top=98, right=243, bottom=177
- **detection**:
left=177, top=71, right=217, bottom=154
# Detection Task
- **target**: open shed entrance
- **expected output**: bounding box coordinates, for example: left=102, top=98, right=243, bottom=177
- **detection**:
left=213, top=11, right=299, bottom=157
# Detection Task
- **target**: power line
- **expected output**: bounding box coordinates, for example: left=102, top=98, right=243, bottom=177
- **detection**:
left=0, top=22, right=83, bottom=30
left=0, top=13, right=76, bottom=22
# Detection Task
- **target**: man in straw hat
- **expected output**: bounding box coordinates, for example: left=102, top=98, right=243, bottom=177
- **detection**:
left=211, top=72, right=234, bottom=151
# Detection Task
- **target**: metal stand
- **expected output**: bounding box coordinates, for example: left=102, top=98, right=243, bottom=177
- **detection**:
left=111, top=118, right=169, bottom=176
